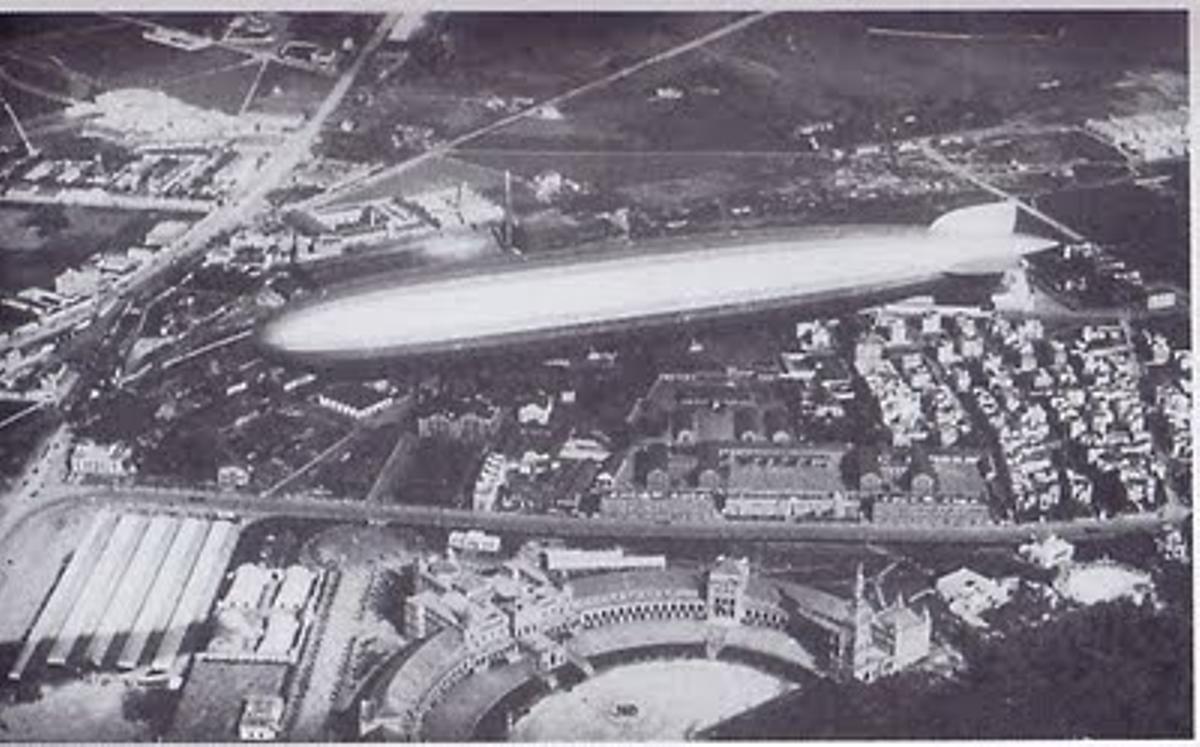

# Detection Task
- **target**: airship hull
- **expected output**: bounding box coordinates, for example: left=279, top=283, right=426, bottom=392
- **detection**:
left=258, top=219, right=1054, bottom=365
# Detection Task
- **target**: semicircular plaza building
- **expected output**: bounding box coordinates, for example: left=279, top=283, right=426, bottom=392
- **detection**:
left=357, top=553, right=932, bottom=741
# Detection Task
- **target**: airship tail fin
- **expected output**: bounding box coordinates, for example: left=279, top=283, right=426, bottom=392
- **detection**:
left=929, top=201, right=1020, bottom=236
left=934, top=201, right=1056, bottom=274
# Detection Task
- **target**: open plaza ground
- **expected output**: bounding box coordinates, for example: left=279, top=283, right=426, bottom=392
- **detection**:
left=510, top=658, right=796, bottom=741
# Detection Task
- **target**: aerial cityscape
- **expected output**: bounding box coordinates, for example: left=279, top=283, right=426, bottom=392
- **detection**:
left=0, top=8, right=1190, bottom=742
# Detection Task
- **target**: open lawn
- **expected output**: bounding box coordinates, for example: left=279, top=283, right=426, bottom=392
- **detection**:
left=0, top=14, right=115, bottom=43
left=0, top=675, right=155, bottom=742
left=245, top=60, right=333, bottom=117
left=136, top=14, right=232, bottom=37
left=9, top=21, right=247, bottom=93
left=464, top=12, right=1184, bottom=156
left=394, top=12, right=746, bottom=102
left=162, top=59, right=262, bottom=115
left=324, top=13, right=747, bottom=153
left=0, top=405, right=52, bottom=477
left=704, top=12, right=1184, bottom=132
left=322, top=154, right=505, bottom=208
left=300, top=524, right=426, bottom=569
left=168, top=660, right=289, bottom=741
left=0, top=205, right=166, bottom=293
left=0, top=52, right=78, bottom=103
left=284, top=13, right=380, bottom=51
left=308, top=421, right=404, bottom=499
left=454, top=148, right=827, bottom=184
left=0, top=78, right=67, bottom=125
left=473, top=48, right=797, bottom=152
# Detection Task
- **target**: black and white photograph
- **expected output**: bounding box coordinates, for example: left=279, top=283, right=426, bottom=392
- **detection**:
left=0, top=5, right=1191, bottom=742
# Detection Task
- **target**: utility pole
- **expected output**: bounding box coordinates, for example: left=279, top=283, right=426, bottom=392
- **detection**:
left=1, top=95, right=37, bottom=158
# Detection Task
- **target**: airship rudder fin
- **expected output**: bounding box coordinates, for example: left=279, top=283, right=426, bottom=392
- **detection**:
left=929, top=200, right=1020, bottom=236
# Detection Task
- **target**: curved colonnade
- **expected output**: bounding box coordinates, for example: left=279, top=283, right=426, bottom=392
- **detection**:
left=359, top=568, right=833, bottom=741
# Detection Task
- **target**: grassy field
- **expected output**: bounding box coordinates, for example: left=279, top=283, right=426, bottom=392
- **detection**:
left=314, top=10, right=1186, bottom=249
left=456, top=148, right=829, bottom=191
left=299, top=524, right=426, bottom=568
left=0, top=77, right=65, bottom=125
left=283, top=13, right=380, bottom=51
left=162, top=58, right=262, bottom=115
left=397, top=13, right=746, bottom=101
left=136, top=14, right=233, bottom=37
left=0, top=403, right=46, bottom=473
left=0, top=677, right=156, bottom=742
left=168, top=660, right=290, bottom=741
left=324, top=13, right=746, bottom=151
left=322, top=154, right=506, bottom=208
left=0, top=205, right=165, bottom=293
left=456, top=143, right=985, bottom=224
left=10, top=22, right=247, bottom=93
left=0, top=52, right=78, bottom=102
left=706, top=12, right=1184, bottom=131
left=0, top=14, right=115, bottom=42
left=460, top=12, right=1184, bottom=157
left=308, top=421, right=404, bottom=499
left=245, top=60, right=334, bottom=117
left=474, top=48, right=798, bottom=152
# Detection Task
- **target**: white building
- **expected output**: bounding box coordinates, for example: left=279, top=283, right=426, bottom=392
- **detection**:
left=1019, top=534, right=1075, bottom=569
left=70, top=440, right=135, bottom=478
left=472, top=453, right=509, bottom=512
left=540, top=547, right=666, bottom=575
left=935, top=567, right=1016, bottom=627
left=282, top=373, right=317, bottom=393
left=221, top=564, right=277, bottom=610
left=238, top=694, right=285, bottom=741
left=257, top=612, right=301, bottom=658
left=316, top=383, right=394, bottom=420
left=448, top=529, right=502, bottom=554
left=55, top=266, right=105, bottom=299
left=557, top=436, right=611, bottom=463
left=218, top=464, right=251, bottom=489
left=273, top=566, right=317, bottom=611
left=517, top=397, right=554, bottom=427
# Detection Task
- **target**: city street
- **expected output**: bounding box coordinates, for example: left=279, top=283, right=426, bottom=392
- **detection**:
left=3, top=481, right=1187, bottom=556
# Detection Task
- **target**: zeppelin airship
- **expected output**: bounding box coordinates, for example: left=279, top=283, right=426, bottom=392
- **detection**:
left=258, top=202, right=1056, bottom=364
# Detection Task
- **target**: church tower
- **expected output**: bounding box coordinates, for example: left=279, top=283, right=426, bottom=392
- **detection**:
left=706, top=557, right=750, bottom=625
left=850, top=562, right=880, bottom=682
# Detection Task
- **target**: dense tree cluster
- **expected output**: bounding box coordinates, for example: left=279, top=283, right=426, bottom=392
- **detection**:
left=710, top=599, right=1192, bottom=740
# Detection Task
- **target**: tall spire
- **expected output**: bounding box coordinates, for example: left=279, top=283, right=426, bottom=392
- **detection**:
left=854, top=562, right=865, bottom=602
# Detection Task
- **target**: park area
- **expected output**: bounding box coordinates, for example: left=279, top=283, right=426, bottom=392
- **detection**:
left=0, top=13, right=345, bottom=130
left=0, top=204, right=163, bottom=294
